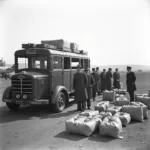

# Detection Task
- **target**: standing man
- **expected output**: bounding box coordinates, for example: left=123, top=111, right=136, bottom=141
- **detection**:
left=126, top=66, right=136, bottom=102
left=100, top=69, right=107, bottom=92
left=91, top=68, right=98, bottom=101
left=73, top=65, right=88, bottom=111
left=113, top=68, right=120, bottom=89
left=106, top=68, right=113, bottom=91
left=84, top=67, right=95, bottom=109
left=96, top=67, right=101, bottom=95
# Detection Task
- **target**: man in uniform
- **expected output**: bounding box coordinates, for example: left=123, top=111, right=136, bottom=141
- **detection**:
left=126, top=66, right=136, bottom=102
left=96, top=67, right=101, bottom=95
left=100, top=69, right=107, bottom=92
left=106, top=68, right=113, bottom=91
left=84, top=67, right=95, bottom=109
left=73, top=65, right=88, bottom=111
left=113, top=68, right=120, bottom=89
left=91, top=68, right=98, bottom=101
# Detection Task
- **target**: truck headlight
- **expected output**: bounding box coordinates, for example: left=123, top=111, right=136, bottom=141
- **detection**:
left=23, top=94, right=27, bottom=99
left=16, top=94, right=20, bottom=99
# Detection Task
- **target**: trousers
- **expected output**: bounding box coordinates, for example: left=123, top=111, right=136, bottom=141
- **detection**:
left=129, top=92, right=135, bottom=102
left=87, top=99, right=91, bottom=108
left=77, top=101, right=86, bottom=110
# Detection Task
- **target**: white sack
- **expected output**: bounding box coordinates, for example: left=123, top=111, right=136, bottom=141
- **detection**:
left=94, top=101, right=110, bottom=112
left=114, top=112, right=131, bottom=127
left=122, top=105, right=143, bottom=122
left=99, top=111, right=112, bottom=120
left=103, top=91, right=116, bottom=102
left=130, top=102, right=149, bottom=119
left=65, top=114, right=102, bottom=136
left=99, top=116, right=123, bottom=139
left=79, top=110, right=99, bottom=117
left=106, top=105, right=122, bottom=115
left=115, top=95, right=130, bottom=106
left=136, top=96, right=150, bottom=109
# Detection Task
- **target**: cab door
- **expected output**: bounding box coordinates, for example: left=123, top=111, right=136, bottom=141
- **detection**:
left=63, top=57, right=71, bottom=91
left=52, top=56, right=63, bottom=90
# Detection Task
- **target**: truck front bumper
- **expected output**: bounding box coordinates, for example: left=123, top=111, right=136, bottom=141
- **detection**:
left=2, top=98, right=49, bottom=105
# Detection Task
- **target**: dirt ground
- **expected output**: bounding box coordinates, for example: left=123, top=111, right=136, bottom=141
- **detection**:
left=0, top=78, right=150, bottom=150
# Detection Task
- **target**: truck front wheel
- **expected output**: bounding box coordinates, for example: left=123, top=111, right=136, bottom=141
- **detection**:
left=53, top=92, right=66, bottom=113
left=6, top=102, right=20, bottom=111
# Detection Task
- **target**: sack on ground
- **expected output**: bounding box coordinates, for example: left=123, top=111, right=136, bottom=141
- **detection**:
left=106, top=105, right=122, bottom=115
left=115, top=95, right=130, bottom=106
left=122, top=105, right=143, bottom=122
left=114, top=112, right=131, bottom=127
left=135, top=94, right=148, bottom=101
left=136, top=96, right=150, bottom=109
left=99, top=112, right=112, bottom=120
left=118, top=89, right=126, bottom=95
left=103, top=90, right=116, bottom=102
left=66, top=113, right=102, bottom=136
left=79, top=110, right=99, bottom=117
left=130, top=102, right=149, bottom=119
left=94, top=101, right=110, bottom=112
left=99, top=116, right=123, bottom=139
left=113, top=89, right=126, bottom=95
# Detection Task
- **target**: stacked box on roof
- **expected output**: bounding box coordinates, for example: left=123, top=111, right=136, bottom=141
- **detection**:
left=70, top=43, right=80, bottom=53
left=80, top=50, right=88, bottom=55
left=41, top=39, right=71, bottom=52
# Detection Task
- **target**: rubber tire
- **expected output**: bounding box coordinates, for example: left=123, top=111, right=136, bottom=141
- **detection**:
left=6, top=102, right=20, bottom=111
left=53, top=92, right=66, bottom=113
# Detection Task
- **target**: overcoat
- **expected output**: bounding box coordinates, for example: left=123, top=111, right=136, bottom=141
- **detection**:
left=106, top=71, right=112, bottom=90
left=73, top=72, right=88, bottom=102
left=86, top=74, right=95, bottom=99
left=100, top=72, right=107, bottom=91
left=113, top=72, right=120, bottom=89
left=91, top=72, right=99, bottom=93
left=126, top=71, right=136, bottom=92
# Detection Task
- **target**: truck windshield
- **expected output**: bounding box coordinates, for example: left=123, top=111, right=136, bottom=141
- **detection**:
left=17, top=56, right=47, bottom=70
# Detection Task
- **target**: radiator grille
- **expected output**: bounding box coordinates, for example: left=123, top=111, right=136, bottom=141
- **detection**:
left=12, top=77, right=32, bottom=94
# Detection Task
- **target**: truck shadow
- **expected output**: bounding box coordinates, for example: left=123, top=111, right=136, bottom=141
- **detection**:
left=0, top=101, right=79, bottom=124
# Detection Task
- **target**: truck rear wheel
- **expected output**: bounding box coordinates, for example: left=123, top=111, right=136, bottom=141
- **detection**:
left=6, top=102, right=20, bottom=111
left=53, top=92, right=66, bottom=113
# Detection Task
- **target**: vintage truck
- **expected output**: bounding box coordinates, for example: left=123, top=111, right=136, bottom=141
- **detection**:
left=2, top=40, right=90, bottom=112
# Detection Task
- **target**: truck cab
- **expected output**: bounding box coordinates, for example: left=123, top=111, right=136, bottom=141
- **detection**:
left=2, top=42, right=90, bottom=112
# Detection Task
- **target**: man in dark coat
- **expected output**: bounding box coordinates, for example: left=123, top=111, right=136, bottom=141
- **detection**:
left=100, top=69, right=107, bottom=92
left=106, top=68, right=112, bottom=91
left=96, top=67, right=101, bottom=95
left=84, top=68, right=95, bottom=109
left=126, top=66, right=136, bottom=102
left=91, top=68, right=99, bottom=101
left=113, top=68, right=120, bottom=89
left=73, top=65, right=88, bottom=111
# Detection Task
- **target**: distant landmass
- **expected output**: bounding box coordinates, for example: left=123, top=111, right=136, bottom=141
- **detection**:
left=6, top=63, right=150, bottom=72
left=91, top=65, right=150, bottom=72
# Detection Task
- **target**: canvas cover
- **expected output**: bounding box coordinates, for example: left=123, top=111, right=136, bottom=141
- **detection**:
left=99, top=116, right=123, bottom=139
left=122, top=105, right=143, bottom=122
left=94, top=101, right=110, bottom=112
left=114, top=112, right=131, bottom=127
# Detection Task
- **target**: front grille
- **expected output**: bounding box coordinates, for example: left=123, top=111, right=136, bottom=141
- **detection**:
left=12, top=77, right=32, bottom=94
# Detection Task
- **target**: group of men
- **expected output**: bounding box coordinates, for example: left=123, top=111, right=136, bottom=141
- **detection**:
left=73, top=65, right=136, bottom=111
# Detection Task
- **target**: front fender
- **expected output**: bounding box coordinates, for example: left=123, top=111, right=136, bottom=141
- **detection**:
left=51, top=86, right=69, bottom=104
left=2, top=86, right=12, bottom=101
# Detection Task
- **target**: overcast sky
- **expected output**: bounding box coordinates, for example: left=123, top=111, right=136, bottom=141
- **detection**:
left=0, top=0, right=150, bottom=65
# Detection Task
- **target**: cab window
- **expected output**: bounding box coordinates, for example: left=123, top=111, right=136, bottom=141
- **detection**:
left=53, top=56, right=62, bottom=69
left=64, top=57, right=70, bottom=69
left=84, top=59, right=88, bottom=68
left=71, top=58, right=79, bottom=69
